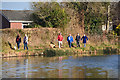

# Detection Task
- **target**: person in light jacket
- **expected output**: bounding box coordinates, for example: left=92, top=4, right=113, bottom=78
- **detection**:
left=23, top=34, right=28, bottom=50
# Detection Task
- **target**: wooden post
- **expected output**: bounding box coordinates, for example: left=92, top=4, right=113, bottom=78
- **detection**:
left=94, top=50, right=97, bottom=55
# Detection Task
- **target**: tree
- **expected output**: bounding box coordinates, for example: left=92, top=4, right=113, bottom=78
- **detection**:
left=31, top=2, right=69, bottom=28
left=63, top=2, right=88, bottom=28
left=63, top=2, right=109, bottom=35
left=110, top=2, right=120, bottom=26
left=110, top=2, right=120, bottom=36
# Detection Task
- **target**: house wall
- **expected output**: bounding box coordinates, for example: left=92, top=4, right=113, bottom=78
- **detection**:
left=0, top=14, right=10, bottom=29
left=10, top=22, right=22, bottom=29
left=0, top=14, right=2, bottom=29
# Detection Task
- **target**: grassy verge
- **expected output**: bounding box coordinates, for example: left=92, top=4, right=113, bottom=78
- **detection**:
left=1, top=28, right=119, bottom=57
left=2, top=41, right=119, bottom=58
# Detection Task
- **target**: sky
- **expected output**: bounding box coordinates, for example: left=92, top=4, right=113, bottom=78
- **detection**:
left=1, top=2, right=32, bottom=10
left=1, top=0, right=120, bottom=10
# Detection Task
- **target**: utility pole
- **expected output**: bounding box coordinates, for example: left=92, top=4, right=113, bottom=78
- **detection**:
left=107, top=5, right=110, bottom=33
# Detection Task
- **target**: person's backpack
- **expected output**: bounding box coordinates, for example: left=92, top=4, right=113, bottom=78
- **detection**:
left=17, top=37, right=19, bottom=42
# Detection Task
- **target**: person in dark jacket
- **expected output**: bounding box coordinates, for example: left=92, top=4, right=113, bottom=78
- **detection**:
left=67, top=34, right=73, bottom=48
left=75, top=33, right=80, bottom=47
left=16, top=34, right=21, bottom=50
left=81, top=34, right=88, bottom=47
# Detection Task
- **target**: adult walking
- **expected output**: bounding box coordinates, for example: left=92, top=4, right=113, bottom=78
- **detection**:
left=16, top=34, right=21, bottom=50
left=81, top=34, right=88, bottom=47
left=57, top=33, right=63, bottom=48
left=67, top=34, right=73, bottom=48
left=75, top=33, right=80, bottom=47
left=23, top=34, right=28, bottom=50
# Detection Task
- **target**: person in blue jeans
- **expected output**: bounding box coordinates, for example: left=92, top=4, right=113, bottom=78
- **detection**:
left=67, top=34, right=73, bottom=48
left=16, top=34, right=21, bottom=50
left=81, top=34, right=88, bottom=47
left=23, top=34, right=28, bottom=50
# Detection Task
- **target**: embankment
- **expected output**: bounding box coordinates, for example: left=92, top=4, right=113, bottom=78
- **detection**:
left=1, top=28, right=120, bottom=58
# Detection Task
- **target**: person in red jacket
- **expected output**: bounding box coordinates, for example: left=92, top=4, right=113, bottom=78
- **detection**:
left=57, top=33, right=63, bottom=48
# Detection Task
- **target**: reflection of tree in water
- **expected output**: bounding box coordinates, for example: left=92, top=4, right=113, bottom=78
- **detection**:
left=85, top=67, right=108, bottom=78
left=34, top=57, right=108, bottom=78
left=16, top=60, right=20, bottom=77
left=62, top=66, right=108, bottom=78
left=23, top=59, right=28, bottom=78
left=8, top=56, right=110, bottom=78
left=58, top=57, right=62, bottom=78
left=15, top=58, right=29, bottom=78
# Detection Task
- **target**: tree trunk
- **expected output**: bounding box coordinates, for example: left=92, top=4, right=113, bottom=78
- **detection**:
left=81, top=10, right=85, bottom=32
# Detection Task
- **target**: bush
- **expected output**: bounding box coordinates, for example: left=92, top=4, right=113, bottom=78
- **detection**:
left=90, top=46, right=96, bottom=51
left=114, top=24, right=120, bottom=36
left=43, top=48, right=73, bottom=57
left=17, top=29, right=25, bottom=35
left=103, top=47, right=118, bottom=54
left=43, top=49, right=56, bottom=57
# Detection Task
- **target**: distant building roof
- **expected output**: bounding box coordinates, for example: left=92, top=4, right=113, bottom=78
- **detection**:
left=1, top=10, right=33, bottom=22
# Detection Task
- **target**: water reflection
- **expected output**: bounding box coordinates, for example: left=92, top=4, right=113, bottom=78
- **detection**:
left=16, top=60, right=20, bottom=78
left=2, top=55, right=118, bottom=78
left=58, top=57, right=63, bottom=78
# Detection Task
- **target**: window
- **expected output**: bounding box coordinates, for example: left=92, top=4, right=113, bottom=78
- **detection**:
left=22, top=23, right=30, bottom=28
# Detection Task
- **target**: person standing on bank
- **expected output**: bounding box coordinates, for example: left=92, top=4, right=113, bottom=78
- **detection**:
left=23, top=34, right=28, bottom=50
left=81, top=34, right=88, bottom=47
left=16, top=34, right=21, bottom=50
left=57, top=33, right=63, bottom=48
left=75, top=33, right=80, bottom=47
left=67, top=34, right=73, bottom=48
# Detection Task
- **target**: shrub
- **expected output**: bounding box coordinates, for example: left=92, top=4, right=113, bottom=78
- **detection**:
left=114, top=24, right=120, bottom=36
left=43, top=49, right=56, bottom=57
left=17, top=29, right=25, bottom=35
left=90, top=46, right=96, bottom=51
left=43, top=48, right=73, bottom=57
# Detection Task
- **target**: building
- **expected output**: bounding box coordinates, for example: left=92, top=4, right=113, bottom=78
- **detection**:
left=0, top=10, right=33, bottom=29
left=102, top=21, right=113, bottom=32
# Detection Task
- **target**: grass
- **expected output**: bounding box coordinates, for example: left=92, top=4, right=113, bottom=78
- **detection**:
left=2, top=30, right=119, bottom=57
left=2, top=43, right=119, bottom=57
left=15, top=49, right=35, bottom=52
left=42, top=45, right=119, bottom=57
left=34, top=49, right=42, bottom=51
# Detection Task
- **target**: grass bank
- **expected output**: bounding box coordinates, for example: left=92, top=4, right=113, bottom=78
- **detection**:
left=2, top=45, right=119, bottom=58
left=1, top=28, right=120, bottom=58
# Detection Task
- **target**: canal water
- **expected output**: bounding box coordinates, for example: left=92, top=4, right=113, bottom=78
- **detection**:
left=2, top=55, right=119, bottom=78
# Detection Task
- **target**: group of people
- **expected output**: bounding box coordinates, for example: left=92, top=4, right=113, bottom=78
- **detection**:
left=57, top=33, right=88, bottom=48
left=15, top=33, right=88, bottom=50
left=16, top=34, right=28, bottom=50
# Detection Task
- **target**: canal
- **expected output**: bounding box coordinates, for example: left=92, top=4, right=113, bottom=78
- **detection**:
left=2, top=55, right=119, bottom=78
